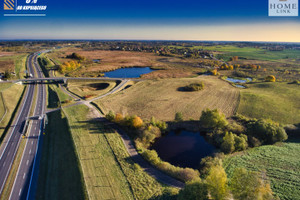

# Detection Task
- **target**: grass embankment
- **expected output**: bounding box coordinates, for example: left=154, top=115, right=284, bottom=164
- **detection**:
left=237, top=82, right=300, bottom=125
left=47, top=84, right=72, bottom=105
left=95, top=76, right=239, bottom=121
left=67, top=80, right=117, bottom=99
left=0, top=83, right=24, bottom=140
left=64, top=104, right=168, bottom=200
left=223, top=138, right=300, bottom=200
left=36, top=110, right=87, bottom=200
left=15, top=54, right=28, bottom=79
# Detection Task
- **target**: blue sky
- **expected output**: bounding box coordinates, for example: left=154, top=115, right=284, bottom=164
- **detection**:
left=0, top=0, right=299, bottom=41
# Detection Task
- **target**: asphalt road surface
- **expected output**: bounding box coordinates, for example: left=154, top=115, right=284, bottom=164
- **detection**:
left=0, top=53, right=46, bottom=200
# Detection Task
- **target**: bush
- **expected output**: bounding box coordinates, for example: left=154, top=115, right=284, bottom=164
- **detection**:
left=234, top=134, right=248, bottom=151
left=221, top=132, right=235, bottom=153
left=178, top=181, right=208, bottom=200
left=200, top=109, right=228, bottom=129
left=184, top=82, right=204, bottom=91
left=114, top=113, right=124, bottom=123
left=265, top=75, right=276, bottom=82
left=175, top=112, right=184, bottom=122
left=105, top=110, right=115, bottom=121
left=132, top=116, right=144, bottom=128
left=247, top=119, right=288, bottom=144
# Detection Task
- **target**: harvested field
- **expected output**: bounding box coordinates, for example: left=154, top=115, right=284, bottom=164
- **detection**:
left=95, top=76, right=239, bottom=121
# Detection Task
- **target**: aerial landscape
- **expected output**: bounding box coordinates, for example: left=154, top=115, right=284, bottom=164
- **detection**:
left=0, top=0, right=299, bottom=200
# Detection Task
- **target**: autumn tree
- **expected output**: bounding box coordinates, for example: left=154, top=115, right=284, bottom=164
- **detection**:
left=265, top=75, right=276, bottom=82
left=132, top=116, right=144, bottom=128
left=205, top=164, right=229, bottom=200
left=114, top=113, right=124, bottom=123
left=230, top=168, right=273, bottom=200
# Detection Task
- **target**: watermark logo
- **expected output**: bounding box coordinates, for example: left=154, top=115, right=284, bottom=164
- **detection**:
left=4, top=0, right=14, bottom=10
left=3, top=0, right=47, bottom=17
left=269, top=0, right=298, bottom=16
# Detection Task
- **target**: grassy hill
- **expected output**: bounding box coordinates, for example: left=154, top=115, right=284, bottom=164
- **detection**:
left=237, top=82, right=300, bottom=125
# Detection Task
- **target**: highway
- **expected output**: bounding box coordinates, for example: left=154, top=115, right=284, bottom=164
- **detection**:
left=0, top=53, right=46, bottom=200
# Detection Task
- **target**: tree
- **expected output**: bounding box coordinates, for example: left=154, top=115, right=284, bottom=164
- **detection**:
left=200, top=109, right=228, bottom=129
left=234, top=134, right=248, bottom=151
left=132, top=116, right=143, bottom=128
left=221, top=132, right=235, bottom=153
left=114, top=113, right=124, bottom=123
left=205, top=164, right=229, bottom=200
left=175, top=112, right=183, bottom=122
left=178, top=181, right=208, bottom=200
left=4, top=70, right=11, bottom=79
left=230, top=168, right=273, bottom=200
left=265, top=75, right=276, bottom=82
left=105, top=110, right=115, bottom=121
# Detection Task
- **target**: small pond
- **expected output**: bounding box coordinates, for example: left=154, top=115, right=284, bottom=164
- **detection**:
left=151, top=130, right=216, bottom=169
left=104, top=67, right=154, bottom=78
left=226, top=77, right=252, bottom=83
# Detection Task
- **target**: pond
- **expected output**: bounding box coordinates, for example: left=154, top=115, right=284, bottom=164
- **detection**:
left=226, top=77, right=252, bottom=83
left=151, top=130, right=216, bottom=169
left=104, top=67, right=154, bottom=78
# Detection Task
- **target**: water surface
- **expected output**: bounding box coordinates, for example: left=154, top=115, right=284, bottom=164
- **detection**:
left=104, top=67, right=154, bottom=78
left=151, top=130, right=216, bottom=169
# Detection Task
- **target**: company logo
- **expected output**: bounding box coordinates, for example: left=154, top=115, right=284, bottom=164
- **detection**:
left=269, top=0, right=298, bottom=16
left=4, top=0, right=14, bottom=10
left=3, top=0, right=47, bottom=16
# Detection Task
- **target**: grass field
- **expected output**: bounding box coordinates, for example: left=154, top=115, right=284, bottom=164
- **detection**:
left=64, top=104, right=167, bottom=200
left=36, top=110, right=87, bottom=200
left=0, top=53, right=28, bottom=79
left=170, top=45, right=300, bottom=63
left=95, top=76, right=239, bottom=121
left=237, top=82, right=300, bottom=125
left=0, top=83, right=24, bottom=140
left=223, top=138, right=300, bottom=200
left=67, top=80, right=117, bottom=99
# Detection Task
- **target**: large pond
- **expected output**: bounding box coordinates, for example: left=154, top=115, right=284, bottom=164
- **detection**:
left=104, top=67, right=154, bottom=78
left=151, top=130, right=216, bottom=169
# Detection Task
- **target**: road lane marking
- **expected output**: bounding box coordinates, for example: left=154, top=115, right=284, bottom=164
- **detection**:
left=3, top=162, right=5, bottom=167
left=31, top=141, right=33, bottom=144
left=19, top=189, right=22, bottom=196
left=23, top=173, right=26, bottom=179
left=29, top=149, right=31, bottom=154
left=26, top=160, right=29, bottom=165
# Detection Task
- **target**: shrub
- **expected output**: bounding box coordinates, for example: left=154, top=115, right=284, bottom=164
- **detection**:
left=105, top=110, right=115, bottom=121
left=184, top=82, right=204, bottom=91
left=211, top=69, right=218, bottom=76
left=234, top=134, right=248, bottom=151
left=221, top=132, right=235, bottom=154
left=178, top=181, right=208, bottom=200
left=114, top=113, right=124, bottom=123
left=265, top=75, right=276, bottom=82
left=205, top=164, right=229, bottom=200
left=230, top=168, right=274, bottom=200
left=175, top=112, right=184, bottom=122
left=247, top=119, right=288, bottom=144
left=132, top=116, right=144, bottom=128
left=200, top=109, right=228, bottom=129
left=150, top=116, right=167, bottom=131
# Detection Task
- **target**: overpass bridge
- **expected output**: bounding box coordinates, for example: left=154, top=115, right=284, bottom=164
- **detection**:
left=14, top=77, right=126, bottom=84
